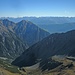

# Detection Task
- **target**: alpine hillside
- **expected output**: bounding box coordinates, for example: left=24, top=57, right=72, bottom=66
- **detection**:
left=12, top=30, right=75, bottom=67
left=0, top=21, right=27, bottom=59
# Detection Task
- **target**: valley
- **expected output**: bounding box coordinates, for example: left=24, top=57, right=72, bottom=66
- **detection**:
left=1, top=56, right=75, bottom=75
left=0, top=0, right=75, bottom=74
left=0, top=18, right=75, bottom=75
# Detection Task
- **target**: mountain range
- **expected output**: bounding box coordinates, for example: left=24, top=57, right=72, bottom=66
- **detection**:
left=1, top=17, right=75, bottom=24
left=0, top=19, right=49, bottom=59
left=0, top=21, right=28, bottom=59
left=12, top=30, right=75, bottom=67
left=0, top=18, right=75, bottom=75
left=1, top=17, right=75, bottom=33
left=14, top=20, right=50, bottom=46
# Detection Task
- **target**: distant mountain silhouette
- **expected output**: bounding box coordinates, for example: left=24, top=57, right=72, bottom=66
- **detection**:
left=1, top=17, right=75, bottom=33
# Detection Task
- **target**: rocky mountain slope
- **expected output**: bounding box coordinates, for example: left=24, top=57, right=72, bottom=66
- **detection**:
left=14, top=20, right=50, bottom=46
left=25, top=56, right=75, bottom=75
left=0, top=19, right=49, bottom=58
left=12, top=30, right=75, bottom=67
left=1, top=19, right=50, bottom=46
left=1, top=19, right=75, bottom=75
left=0, top=21, right=27, bottom=59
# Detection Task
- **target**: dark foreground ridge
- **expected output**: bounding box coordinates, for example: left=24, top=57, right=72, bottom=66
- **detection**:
left=12, top=30, right=75, bottom=67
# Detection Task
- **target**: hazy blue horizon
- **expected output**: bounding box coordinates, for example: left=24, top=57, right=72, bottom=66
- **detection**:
left=1, top=16, right=75, bottom=18
left=0, top=0, right=75, bottom=17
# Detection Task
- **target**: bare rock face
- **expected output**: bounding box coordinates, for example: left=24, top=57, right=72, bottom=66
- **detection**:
left=14, top=20, right=50, bottom=46
left=0, top=20, right=27, bottom=59
left=0, top=19, right=50, bottom=59
left=1, top=19, right=50, bottom=46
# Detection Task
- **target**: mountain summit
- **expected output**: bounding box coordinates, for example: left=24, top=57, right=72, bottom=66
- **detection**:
left=14, top=20, right=50, bottom=46
left=0, top=19, right=50, bottom=59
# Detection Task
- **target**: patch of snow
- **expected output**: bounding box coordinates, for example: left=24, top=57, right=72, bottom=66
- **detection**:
left=12, top=40, right=16, bottom=49
left=0, top=57, right=8, bottom=60
left=2, top=37, right=5, bottom=42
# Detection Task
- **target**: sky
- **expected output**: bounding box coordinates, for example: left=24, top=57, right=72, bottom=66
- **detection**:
left=0, top=0, right=75, bottom=17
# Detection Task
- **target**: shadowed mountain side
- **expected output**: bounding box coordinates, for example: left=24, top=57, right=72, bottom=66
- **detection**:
left=12, top=30, right=75, bottom=67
